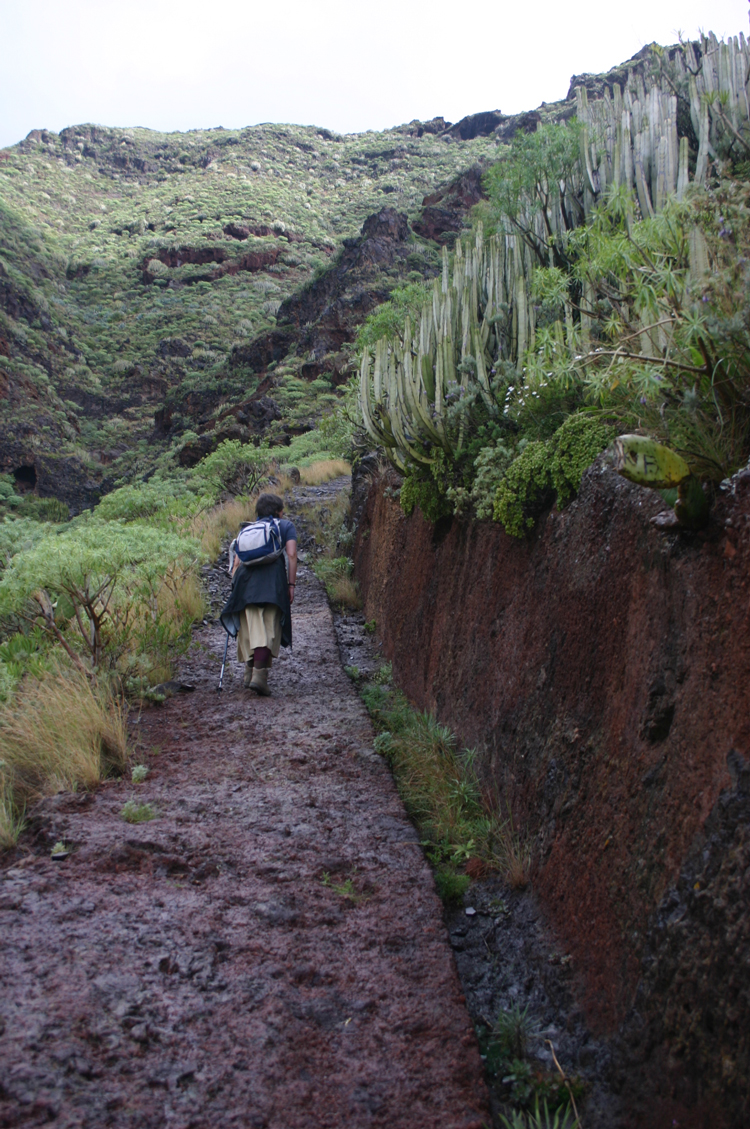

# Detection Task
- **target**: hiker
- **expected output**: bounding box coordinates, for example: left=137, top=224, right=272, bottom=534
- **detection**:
left=220, top=493, right=298, bottom=696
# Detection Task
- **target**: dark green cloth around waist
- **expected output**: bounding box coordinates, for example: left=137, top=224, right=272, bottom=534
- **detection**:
left=220, top=556, right=292, bottom=647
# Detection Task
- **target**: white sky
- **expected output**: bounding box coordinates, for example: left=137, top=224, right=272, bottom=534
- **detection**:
left=0, top=0, right=747, bottom=148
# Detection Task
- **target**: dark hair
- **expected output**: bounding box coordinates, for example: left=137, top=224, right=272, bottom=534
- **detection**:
left=255, top=492, right=284, bottom=518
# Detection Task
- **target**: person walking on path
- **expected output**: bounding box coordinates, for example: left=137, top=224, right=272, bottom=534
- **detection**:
left=220, top=493, right=298, bottom=696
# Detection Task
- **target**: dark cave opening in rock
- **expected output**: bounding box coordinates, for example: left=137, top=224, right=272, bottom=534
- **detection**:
left=13, top=464, right=37, bottom=492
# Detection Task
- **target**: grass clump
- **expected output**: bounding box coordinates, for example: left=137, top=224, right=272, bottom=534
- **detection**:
left=373, top=661, right=392, bottom=685
left=300, top=458, right=351, bottom=485
left=0, top=667, right=127, bottom=805
left=434, top=869, right=471, bottom=905
left=321, top=870, right=368, bottom=905
left=121, top=799, right=157, bottom=824
left=361, top=689, right=530, bottom=898
left=500, top=1099, right=578, bottom=1129
left=190, top=495, right=257, bottom=559
left=313, top=555, right=362, bottom=609
left=478, top=1004, right=584, bottom=1123
left=0, top=774, right=24, bottom=850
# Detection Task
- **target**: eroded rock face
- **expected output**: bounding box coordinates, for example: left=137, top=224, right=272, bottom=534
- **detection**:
left=275, top=206, right=417, bottom=362
left=158, top=207, right=420, bottom=456
left=446, top=110, right=504, bottom=140
left=412, top=165, right=488, bottom=243
left=0, top=440, right=107, bottom=511
left=353, top=460, right=750, bottom=1128
left=140, top=244, right=280, bottom=284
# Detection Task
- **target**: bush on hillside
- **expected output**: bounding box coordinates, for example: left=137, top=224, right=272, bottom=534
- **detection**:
left=0, top=520, right=202, bottom=670
left=195, top=439, right=272, bottom=496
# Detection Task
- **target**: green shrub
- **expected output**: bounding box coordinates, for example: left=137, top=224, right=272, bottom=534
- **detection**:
left=356, top=280, right=433, bottom=351
left=121, top=799, right=156, bottom=823
left=0, top=520, right=201, bottom=669
left=549, top=414, right=615, bottom=505
left=470, top=442, right=515, bottom=520
left=400, top=469, right=452, bottom=523
left=489, top=415, right=613, bottom=536
left=195, top=439, right=272, bottom=496
left=434, top=868, right=471, bottom=904
left=15, top=497, right=70, bottom=523
left=493, top=442, right=552, bottom=537
left=95, top=483, right=174, bottom=521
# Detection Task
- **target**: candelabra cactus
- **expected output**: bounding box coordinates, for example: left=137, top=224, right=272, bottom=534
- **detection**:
left=358, top=225, right=537, bottom=469
left=360, top=30, right=744, bottom=486
left=575, top=31, right=750, bottom=217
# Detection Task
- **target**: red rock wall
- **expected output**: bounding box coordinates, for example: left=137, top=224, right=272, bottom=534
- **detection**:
left=353, top=460, right=750, bottom=1126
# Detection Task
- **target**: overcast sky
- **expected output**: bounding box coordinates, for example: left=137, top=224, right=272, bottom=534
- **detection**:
left=0, top=0, right=747, bottom=148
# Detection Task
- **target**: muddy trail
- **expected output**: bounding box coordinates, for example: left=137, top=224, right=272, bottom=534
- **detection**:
left=0, top=481, right=488, bottom=1129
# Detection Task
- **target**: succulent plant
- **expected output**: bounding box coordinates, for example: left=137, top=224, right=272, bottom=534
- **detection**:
left=359, top=225, right=537, bottom=469
left=361, top=31, right=747, bottom=481
left=576, top=32, right=750, bottom=217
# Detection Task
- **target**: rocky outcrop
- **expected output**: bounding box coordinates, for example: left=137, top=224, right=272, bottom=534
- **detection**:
left=446, top=111, right=504, bottom=140
left=275, top=207, right=419, bottom=363
left=398, top=116, right=452, bottom=137
left=0, top=441, right=107, bottom=512
left=140, top=244, right=280, bottom=284
left=566, top=42, right=694, bottom=101
left=173, top=392, right=285, bottom=467
left=412, top=165, right=488, bottom=243
left=353, top=459, right=750, bottom=1128
left=223, top=222, right=305, bottom=244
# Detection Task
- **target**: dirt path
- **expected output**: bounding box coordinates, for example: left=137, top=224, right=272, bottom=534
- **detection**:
left=0, top=526, right=489, bottom=1128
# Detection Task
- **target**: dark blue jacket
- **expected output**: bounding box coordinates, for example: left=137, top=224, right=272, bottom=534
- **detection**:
left=220, top=555, right=292, bottom=647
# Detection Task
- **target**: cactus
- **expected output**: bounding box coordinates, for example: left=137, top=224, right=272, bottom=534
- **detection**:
left=361, top=31, right=744, bottom=480
left=359, top=225, right=537, bottom=469
left=574, top=31, right=750, bottom=215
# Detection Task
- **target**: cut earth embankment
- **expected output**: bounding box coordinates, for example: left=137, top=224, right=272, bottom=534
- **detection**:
left=353, top=457, right=750, bottom=1129
left=0, top=561, right=488, bottom=1128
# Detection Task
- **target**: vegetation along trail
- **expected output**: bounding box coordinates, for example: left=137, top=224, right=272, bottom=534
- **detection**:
left=0, top=501, right=489, bottom=1129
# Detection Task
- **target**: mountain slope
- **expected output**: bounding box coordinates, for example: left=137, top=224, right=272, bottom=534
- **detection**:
left=0, top=119, right=505, bottom=503
left=0, top=41, right=685, bottom=507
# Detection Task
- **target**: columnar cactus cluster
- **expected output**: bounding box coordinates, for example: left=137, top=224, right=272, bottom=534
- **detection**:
left=359, top=30, right=748, bottom=475
left=577, top=32, right=750, bottom=217
left=358, top=225, right=536, bottom=469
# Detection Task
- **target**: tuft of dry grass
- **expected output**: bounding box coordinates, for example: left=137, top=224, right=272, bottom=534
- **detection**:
left=300, top=459, right=351, bottom=485
left=157, top=570, right=207, bottom=626
left=482, top=790, right=532, bottom=889
left=190, top=496, right=257, bottom=559
left=368, top=701, right=531, bottom=891
left=496, top=825, right=531, bottom=890
left=269, top=471, right=297, bottom=496
left=0, top=773, right=24, bottom=850
left=0, top=667, right=128, bottom=810
left=328, top=574, right=362, bottom=609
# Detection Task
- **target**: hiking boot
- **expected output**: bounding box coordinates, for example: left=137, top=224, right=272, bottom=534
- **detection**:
left=243, top=661, right=254, bottom=688
left=249, top=666, right=270, bottom=696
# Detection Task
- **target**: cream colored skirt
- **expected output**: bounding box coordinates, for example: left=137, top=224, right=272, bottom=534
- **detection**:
left=236, top=604, right=282, bottom=663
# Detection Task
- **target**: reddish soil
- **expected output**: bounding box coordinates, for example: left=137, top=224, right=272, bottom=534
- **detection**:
left=353, top=460, right=750, bottom=1127
left=0, top=564, right=488, bottom=1128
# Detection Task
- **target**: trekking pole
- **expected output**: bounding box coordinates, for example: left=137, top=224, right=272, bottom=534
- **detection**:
left=217, top=632, right=230, bottom=692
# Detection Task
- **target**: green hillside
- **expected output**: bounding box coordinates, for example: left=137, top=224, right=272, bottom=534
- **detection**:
left=0, top=118, right=503, bottom=505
